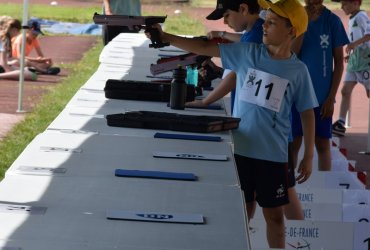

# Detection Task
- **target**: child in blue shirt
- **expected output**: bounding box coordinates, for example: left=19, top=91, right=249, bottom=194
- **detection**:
left=290, top=0, right=349, bottom=171
left=146, top=0, right=318, bottom=247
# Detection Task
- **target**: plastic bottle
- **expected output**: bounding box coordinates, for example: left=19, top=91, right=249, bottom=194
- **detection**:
left=186, top=65, right=193, bottom=85
left=186, top=65, right=198, bottom=86
left=170, top=66, right=187, bottom=110
left=191, top=66, right=198, bottom=86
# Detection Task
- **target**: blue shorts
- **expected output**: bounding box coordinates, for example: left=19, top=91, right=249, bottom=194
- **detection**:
left=291, top=104, right=332, bottom=139
left=234, top=154, right=289, bottom=208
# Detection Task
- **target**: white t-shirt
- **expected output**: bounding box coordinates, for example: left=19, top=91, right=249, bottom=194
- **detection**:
left=349, top=10, right=370, bottom=49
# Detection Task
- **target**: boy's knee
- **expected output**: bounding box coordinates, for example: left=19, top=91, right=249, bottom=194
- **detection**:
left=315, top=138, right=330, bottom=152
left=341, top=82, right=356, bottom=96
left=263, top=207, right=284, bottom=224
left=341, top=87, right=351, bottom=96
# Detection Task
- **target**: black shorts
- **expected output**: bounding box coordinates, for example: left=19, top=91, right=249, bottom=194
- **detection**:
left=234, top=154, right=289, bottom=208
left=287, top=142, right=296, bottom=188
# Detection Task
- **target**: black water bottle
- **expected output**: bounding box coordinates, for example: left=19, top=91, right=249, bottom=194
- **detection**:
left=170, top=66, right=187, bottom=110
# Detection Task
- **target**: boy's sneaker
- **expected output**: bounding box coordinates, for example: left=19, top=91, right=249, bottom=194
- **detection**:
left=46, top=67, right=60, bottom=75
left=332, top=120, right=346, bottom=137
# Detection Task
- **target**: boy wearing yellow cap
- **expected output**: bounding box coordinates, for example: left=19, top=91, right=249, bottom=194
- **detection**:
left=146, top=0, right=318, bottom=247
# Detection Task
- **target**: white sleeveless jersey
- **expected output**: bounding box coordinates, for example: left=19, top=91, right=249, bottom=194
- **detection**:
left=349, top=10, right=370, bottom=49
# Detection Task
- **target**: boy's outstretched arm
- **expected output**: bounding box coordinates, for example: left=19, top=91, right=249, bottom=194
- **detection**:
left=296, top=109, right=315, bottom=184
left=146, top=24, right=221, bottom=57
left=186, top=72, right=236, bottom=108
left=207, top=31, right=241, bottom=43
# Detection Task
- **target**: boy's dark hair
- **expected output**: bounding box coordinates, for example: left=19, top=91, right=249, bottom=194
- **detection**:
left=245, top=0, right=260, bottom=15
left=206, top=0, right=260, bottom=20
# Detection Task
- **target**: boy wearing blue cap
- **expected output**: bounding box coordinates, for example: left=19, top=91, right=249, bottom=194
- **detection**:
left=186, top=0, right=263, bottom=113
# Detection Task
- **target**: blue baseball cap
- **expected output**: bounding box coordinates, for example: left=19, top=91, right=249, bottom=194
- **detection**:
left=28, top=20, right=44, bottom=35
left=206, top=0, right=246, bottom=20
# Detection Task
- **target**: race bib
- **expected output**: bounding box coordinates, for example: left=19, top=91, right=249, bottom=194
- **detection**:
left=239, top=68, right=289, bottom=112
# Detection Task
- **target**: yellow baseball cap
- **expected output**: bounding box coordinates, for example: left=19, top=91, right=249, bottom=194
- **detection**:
left=258, top=0, right=308, bottom=37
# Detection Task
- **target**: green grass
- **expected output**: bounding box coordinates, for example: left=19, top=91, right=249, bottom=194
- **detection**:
left=0, top=41, right=103, bottom=176
left=163, top=13, right=206, bottom=36
left=190, top=0, right=215, bottom=8
left=0, top=3, right=101, bottom=23
left=0, top=3, right=205, bottom=36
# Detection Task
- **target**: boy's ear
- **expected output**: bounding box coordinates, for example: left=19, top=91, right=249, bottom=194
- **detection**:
left=289, top=26, right=297, bottom=39
left=239, top=3, right=249, bottom=15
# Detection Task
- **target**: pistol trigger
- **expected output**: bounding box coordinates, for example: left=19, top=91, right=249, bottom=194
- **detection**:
left=133, top=25, right=142, bottom=32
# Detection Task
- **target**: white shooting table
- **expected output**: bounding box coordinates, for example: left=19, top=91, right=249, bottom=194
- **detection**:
left=0, top=174, right=248, bottom=250
left=6, top=132, right=238, bottom=187
left=0, top=32, right=251, bottom=249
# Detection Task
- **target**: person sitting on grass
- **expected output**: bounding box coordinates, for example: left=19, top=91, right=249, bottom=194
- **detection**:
left=11, top=20, right=60, bottom=75
left=0, top=15, right=13, bottom=30
left=0, top=18, right=37, bottom=81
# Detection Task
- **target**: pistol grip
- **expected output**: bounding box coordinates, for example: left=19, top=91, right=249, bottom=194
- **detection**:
left=145, top=27, right=170, bottom=48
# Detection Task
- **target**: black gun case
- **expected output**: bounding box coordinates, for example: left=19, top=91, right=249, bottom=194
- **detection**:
left=104, top=79, right=196, bottom=102
left=106, top=111, right=241, bottom=133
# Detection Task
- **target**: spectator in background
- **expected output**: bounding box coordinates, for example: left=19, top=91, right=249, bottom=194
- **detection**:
left=332, top=0, right=370, bottom=137
left=290, top=0, right=349, bottom=171
left=0, top=18, right=37, bottom=81
left=0, top=16, right=13, bottom=30
left=12, top=20, right=60, bottom=75
left=102, top=0, right=142, bottom=45
left=5, top=18, right=21, bottom=66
